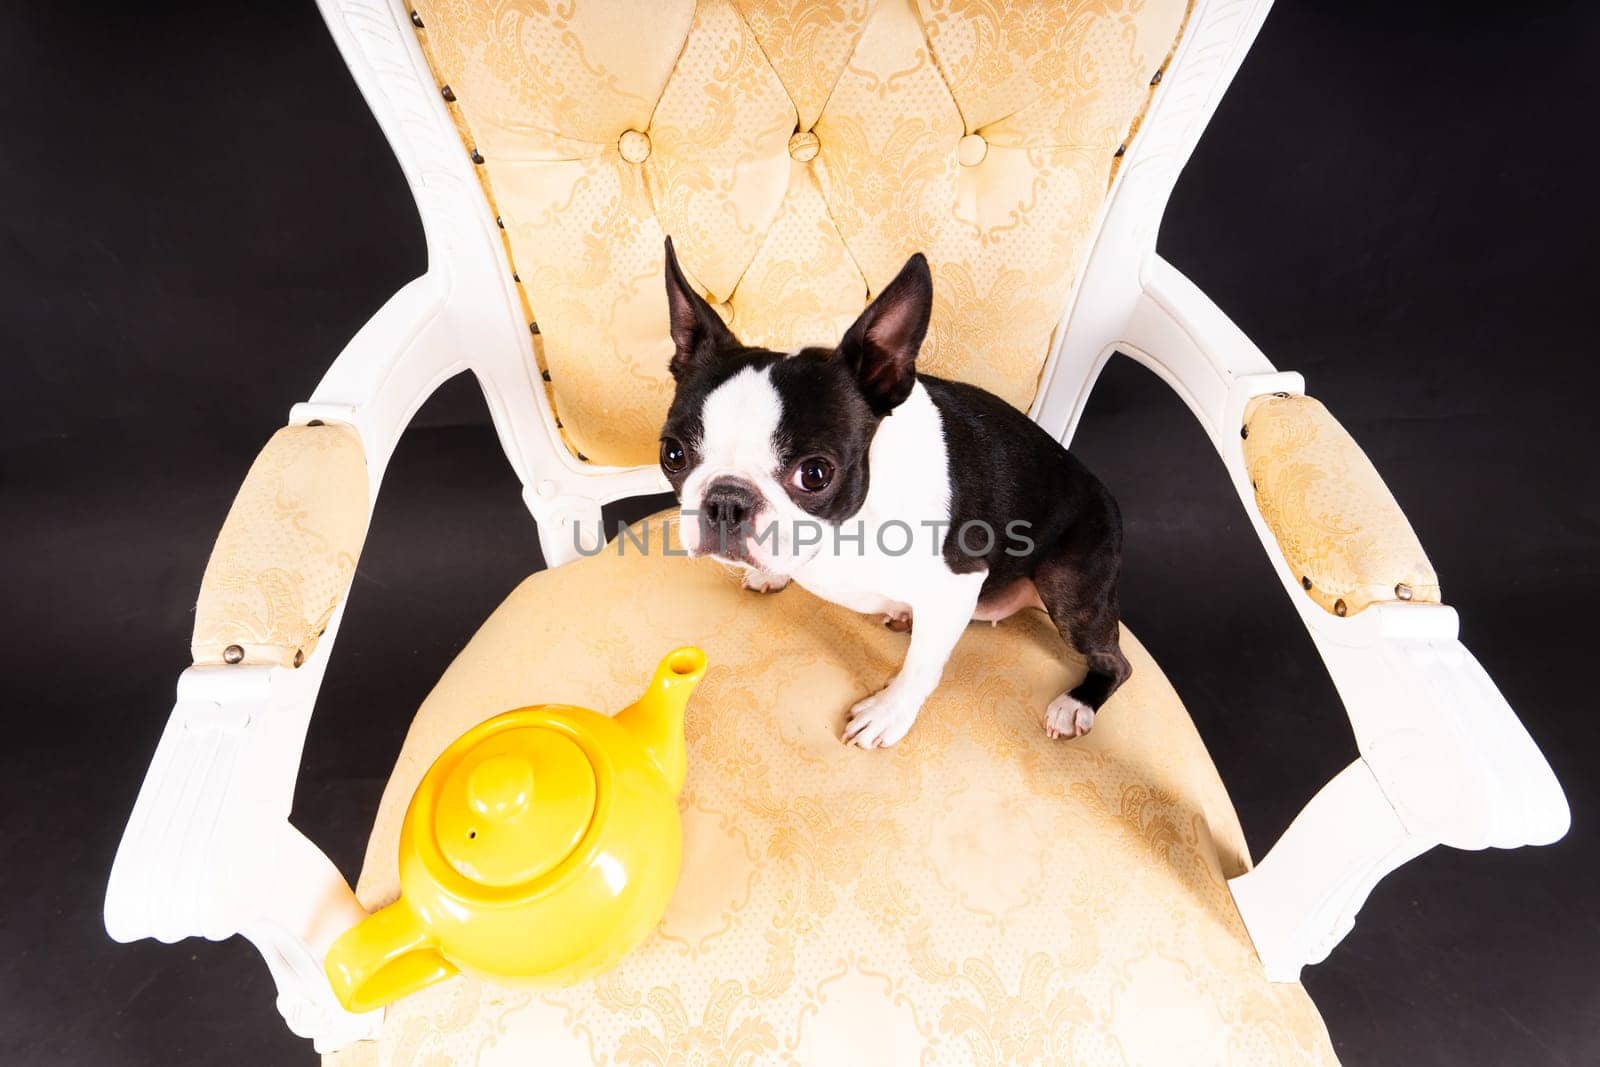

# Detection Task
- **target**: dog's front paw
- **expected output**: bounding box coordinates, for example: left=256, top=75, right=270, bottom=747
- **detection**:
left=741, top=570, right=790, bottom=594
left=1044, top=693, right=1096, bottom=740
left=843, top=688, right=921, bottom=748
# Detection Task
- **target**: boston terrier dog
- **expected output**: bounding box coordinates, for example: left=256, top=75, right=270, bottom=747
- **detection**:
left=658, top=237, right=1130, bottom=748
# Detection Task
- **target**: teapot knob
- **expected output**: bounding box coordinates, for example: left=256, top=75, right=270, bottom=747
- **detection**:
left=467, top=754, right=534, bottom=820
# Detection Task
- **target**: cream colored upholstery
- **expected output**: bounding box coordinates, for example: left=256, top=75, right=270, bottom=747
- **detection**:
left=411, top=0, right=1188, bottom=466
left=328, top=517, right=1334, bottom=1066
left=1243, top=394, right=1440, bottom=617
left=192, top=422, right=368, bottom=668
left=327, top=5, right=1341, bottom=1059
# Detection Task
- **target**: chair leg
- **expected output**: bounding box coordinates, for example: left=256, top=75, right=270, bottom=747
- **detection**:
left=105, top=654, right=382, bottom=1052
left=1228, top=759, right=1432, bottom=982
left=240, top=827, right=382, bottom=1052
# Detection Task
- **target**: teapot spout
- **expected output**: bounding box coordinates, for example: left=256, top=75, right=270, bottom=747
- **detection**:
left=614, top=647, right=705, bottom=795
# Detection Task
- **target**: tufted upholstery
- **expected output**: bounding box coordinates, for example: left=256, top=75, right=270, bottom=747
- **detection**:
left=192, top=422, right=369, bottom=668
left=326, top=515, right=1334, bottom=1066
left=411, top=0, right=1189, bottom=466
left=1243, top=394, right=1440, bottom=617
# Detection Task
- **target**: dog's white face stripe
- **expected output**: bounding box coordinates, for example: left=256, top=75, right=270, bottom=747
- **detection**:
left=690, top=365, right=783, bottom=491
left=677, top=365, right=819, bottom=569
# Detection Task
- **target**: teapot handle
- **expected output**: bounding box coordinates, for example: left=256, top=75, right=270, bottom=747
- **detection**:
left=324, top=899, right=457, bottom=1013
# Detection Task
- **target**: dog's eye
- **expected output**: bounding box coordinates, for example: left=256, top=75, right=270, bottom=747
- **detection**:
left=660, top=437, right=688, bottom=474
left=792, top=457, right=835, bottom=493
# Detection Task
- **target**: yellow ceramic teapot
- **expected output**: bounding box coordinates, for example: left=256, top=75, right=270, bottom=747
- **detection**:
left=324, top=647, right=706, bottom=1013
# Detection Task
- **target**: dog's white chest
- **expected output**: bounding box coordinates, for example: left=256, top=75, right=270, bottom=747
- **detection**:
left=790, top=383, right=959, bottom=616
left=792, top=563, right=910, bottom=619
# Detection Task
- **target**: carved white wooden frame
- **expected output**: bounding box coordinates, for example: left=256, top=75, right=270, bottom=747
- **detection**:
left=103, top=0, right=1569, bottom=1051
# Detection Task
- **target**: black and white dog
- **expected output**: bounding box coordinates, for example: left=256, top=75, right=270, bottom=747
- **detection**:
left=658, top=238, right=1129, bottom=748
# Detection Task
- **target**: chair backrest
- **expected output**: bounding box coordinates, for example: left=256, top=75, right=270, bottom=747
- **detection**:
left=406, top=0, right=1189, bottom=468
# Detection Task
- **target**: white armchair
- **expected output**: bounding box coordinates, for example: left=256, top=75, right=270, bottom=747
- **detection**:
left=104, top=0, right=1568, bottom=1057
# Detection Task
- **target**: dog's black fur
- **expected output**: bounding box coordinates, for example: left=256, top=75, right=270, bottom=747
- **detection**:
left=926, top=373, right=1131, bottom=711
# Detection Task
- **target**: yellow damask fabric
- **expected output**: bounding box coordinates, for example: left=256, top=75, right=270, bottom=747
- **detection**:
left=1243, top=394, right=1440, bottom=617
left=191, top=423, right=368, bottom=668
left=411, top=0, right=1188, bottom=466
left=328, top=516, right=1333, bottom=1065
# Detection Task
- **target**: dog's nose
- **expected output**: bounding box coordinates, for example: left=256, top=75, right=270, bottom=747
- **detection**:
left=701, top=477, right=758, bottom=531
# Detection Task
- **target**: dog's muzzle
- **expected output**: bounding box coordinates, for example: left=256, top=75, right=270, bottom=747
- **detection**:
left=697, top=477, right=761, bottom=561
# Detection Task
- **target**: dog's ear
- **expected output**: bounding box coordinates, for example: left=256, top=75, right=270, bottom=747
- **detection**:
left=664, top=236, right=736, bottom=379
left=840, top=253, right=932, bottom=415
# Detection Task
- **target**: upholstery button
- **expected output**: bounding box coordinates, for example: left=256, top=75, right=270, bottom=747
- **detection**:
left=957, top=133, right=987, bottom=166
left=788, top=130, right=819, bottom=162
left=618, top=128, right=651, bottom=164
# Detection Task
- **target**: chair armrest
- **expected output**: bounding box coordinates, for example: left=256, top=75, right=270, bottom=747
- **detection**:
left=1119, top=254, right=1569, bottom=981
left=106, top=425, right=382, bottom=1050
left=1241, top=393, right=1439, bottom=617
left=106, top=276, right=454, bottom=1051
left=191, top=422, right=370, bottom=668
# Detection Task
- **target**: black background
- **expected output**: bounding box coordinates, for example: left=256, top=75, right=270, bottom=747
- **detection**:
left=4, top=2, right=1598, bottom=1064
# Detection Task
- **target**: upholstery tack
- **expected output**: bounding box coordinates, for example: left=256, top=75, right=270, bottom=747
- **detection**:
left=787, top=130, right=819, bottom=163
left=618, top=129, right=652, bottom=164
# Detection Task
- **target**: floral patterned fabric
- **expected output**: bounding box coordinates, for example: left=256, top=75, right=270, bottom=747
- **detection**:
left=327, top=516, right=1335, bottom=1066
left=1243, top=394, right=1440, bottom=617
left=191, top=422, right=368, bottom=669
left=410, top=0, right=1189, bottom=466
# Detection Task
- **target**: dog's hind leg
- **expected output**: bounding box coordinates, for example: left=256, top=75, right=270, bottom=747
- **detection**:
left=1031, top=500, right=1131, bottom=740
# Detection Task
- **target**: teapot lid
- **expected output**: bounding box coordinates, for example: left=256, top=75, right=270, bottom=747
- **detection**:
left=430, top=724, right=597, bottom=887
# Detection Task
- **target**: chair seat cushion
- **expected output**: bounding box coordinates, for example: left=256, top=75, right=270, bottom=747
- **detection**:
left=331, top=519, right=1333, bottom=1065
